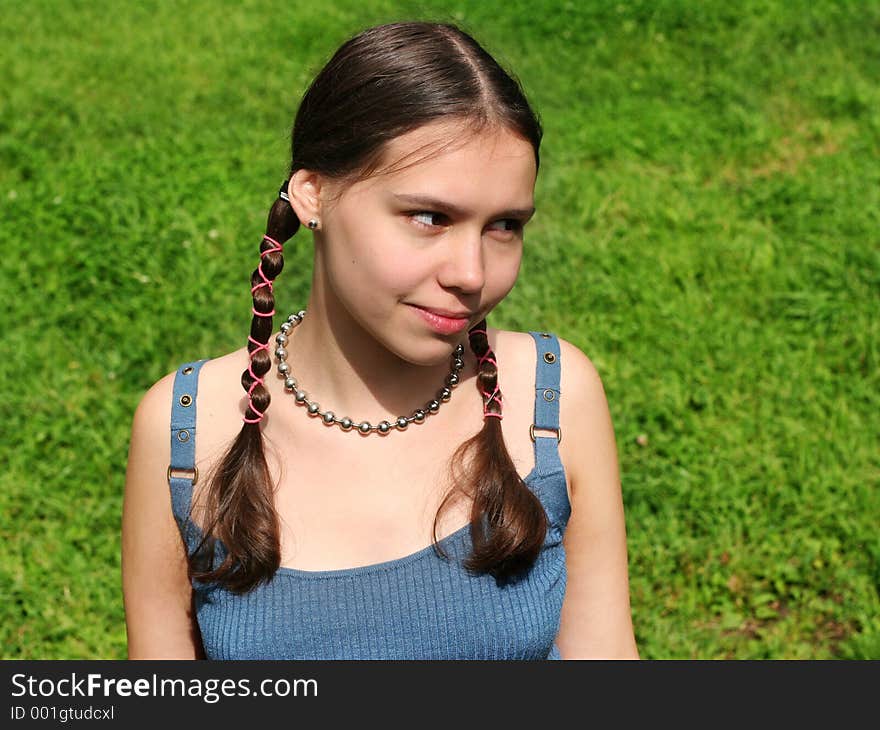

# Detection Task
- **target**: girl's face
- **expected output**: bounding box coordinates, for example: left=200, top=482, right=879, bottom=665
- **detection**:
left=316, top=120, right=537, bottom=365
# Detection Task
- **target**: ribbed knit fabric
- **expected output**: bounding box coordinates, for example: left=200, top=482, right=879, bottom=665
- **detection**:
left=168, top=331, right=571, bottom=660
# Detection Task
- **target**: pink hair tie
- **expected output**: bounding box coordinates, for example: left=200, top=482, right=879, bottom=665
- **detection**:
left=243, top=335, right=271, bottom=424
left=250, top=266, right=272, bottom=295
left=244, top=405, right=266, bottom=424
left=247, top=333, right=270, bottom=357
left=243, top=237, right=284, bottom=425
left=472, top=332, right=501, bottom=419
left=250, top=235, right=284, bottom=295
left=481, top=384, right=503, bottom=419
left=261, top=234, right=283, bottom=253
left=482, top=385, right=502, bottom=406
left=243, top=403, right=266, bottom=424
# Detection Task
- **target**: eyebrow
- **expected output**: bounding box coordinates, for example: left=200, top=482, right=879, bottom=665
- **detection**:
left=392, top=193, right=536, bottom=221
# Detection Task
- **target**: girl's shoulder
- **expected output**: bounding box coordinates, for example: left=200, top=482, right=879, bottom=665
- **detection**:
left=491, top=327, right=602, bottom=383
left=135, top=349, right=240, bottom=425
left=130, top=348, right=246, bottom=472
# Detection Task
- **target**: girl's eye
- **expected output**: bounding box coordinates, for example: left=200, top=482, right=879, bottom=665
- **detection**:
left=411, top=211, right=449, bottom=228
left=488, top=219, right=523, bottom=233
left=408, top=212, right=524, bottom=235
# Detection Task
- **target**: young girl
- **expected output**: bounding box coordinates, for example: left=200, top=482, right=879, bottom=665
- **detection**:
left=122, top=21, right=638, bottom=660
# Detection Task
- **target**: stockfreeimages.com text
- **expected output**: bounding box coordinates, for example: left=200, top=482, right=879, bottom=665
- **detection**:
left=10, top=673, right=317, bottom=704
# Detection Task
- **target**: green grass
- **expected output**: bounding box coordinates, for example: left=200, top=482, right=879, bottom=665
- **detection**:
left=1, top=0, right=877, bottom=659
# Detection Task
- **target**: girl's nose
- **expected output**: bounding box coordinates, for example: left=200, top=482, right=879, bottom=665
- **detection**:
left=438, top=229, right=485, bottom=294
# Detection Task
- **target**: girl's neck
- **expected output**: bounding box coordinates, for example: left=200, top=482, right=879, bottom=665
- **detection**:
left=276, top=298, right=476, bottom=423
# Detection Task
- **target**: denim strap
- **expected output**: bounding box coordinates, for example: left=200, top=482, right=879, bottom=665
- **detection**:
left=169, top=359, right=208, bottom=543
left=527, top=331, right=563, bottom=478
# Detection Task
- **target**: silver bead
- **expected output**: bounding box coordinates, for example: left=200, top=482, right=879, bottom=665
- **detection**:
left=413, top=409, right=426, bottom=423
left=295, top=390, right=307, bottom=403
left=275, top=333, right=288, bottom=345
left=278, top=362, right=290, bottom=374
left=322, top=411, right=335, bottom=424
left=446, top=373, right=459, bottom=387
left=297, top=309, right=306, bottom=319
left=427, top=399, right=440, bottom=413
left=289, top=314, right=302, bottom=325
left=275, top=346, right=287, bottom=360
left=340, top=417, right=353, bottom=430
left=439, top=387, right=452, bottom=402
left=284, top=377, right=297, bottom=390
left=280, top=322, right=292, bottom=334
left=307, top=402, right=320, bottom=415
left=358, top=421, right=372, bottom=433
left=453, top=358, right=464, bottom=371
left=378, top=421, right=391, bottom=434
left=395, top=417, right=408, bottom=430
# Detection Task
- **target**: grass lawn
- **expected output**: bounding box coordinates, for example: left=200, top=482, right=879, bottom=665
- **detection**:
left=1, top=0, right=877, bottom=659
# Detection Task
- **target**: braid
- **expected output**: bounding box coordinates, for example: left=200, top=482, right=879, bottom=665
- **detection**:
left=188, top=189, right=300, bottom=593
left=468, top=321, right=503, bottom=421
left=242, top=196, right=300, bottom=425
left=431, top=319, right=549, bottom=583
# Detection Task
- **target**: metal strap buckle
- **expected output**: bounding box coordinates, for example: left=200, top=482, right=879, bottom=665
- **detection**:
left=529, top=424, right=562, bottom=444
left=167, top=465, right=199, bottom=485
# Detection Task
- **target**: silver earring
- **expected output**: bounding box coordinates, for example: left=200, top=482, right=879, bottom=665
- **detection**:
left=307, top=219, right=319, bottom=229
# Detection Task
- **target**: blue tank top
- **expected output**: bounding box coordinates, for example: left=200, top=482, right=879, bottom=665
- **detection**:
left=168, top=331, right=571, bottom=659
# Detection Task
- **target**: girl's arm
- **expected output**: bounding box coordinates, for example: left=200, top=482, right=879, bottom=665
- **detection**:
left=554, top=339, right=639, bottom=659
left=121, top=373, right=205, bottom=659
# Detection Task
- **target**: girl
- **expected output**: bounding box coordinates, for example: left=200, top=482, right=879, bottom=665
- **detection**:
left=122, top=21, right=638, bottom=660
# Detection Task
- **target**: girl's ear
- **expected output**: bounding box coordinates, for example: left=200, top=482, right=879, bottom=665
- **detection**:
left=287, top=169, right=324, bottom=227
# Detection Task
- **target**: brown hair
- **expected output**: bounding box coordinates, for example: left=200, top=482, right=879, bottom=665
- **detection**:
left=187, top=21, right=546, bottom=592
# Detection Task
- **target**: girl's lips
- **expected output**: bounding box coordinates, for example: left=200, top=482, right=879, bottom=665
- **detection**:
left=408, top=305, right=471, bottom=334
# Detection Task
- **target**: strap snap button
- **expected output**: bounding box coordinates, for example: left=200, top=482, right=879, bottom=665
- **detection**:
left=177, top=429, right=190, bottom=442
left=179, top=394, right=193, bottom=407
left=543, top=352, right=556, bottom=364
left=543, top=388, right=556, bottom=402
left=182, top=366, right=194, bottom=375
